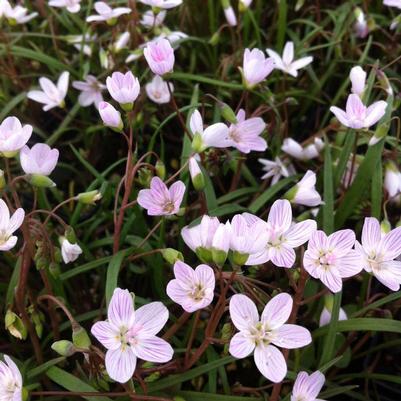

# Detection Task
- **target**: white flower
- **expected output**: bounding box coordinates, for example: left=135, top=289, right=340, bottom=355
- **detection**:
left=145, top=75, right=173, bottom=104
left=138, top=0, right=182, bottom=9
left=319, top=306, right=347, bottom=327
left=384, top=161, right=401, bottom=198
left=0, top=355, right=23, bottom=401
left=350, top=66, right=366, bottom=96
left=4, top=3, right=38, bottom=24
left=86, top=1, right=131, bottom=23
left=72, top=75, right=105, bottom=108
left=266, top=41, right=313, bottom=77
left=0, top=199, right=24, bottom=252
left=289, top=170, right=322, bottom=207
left=140, top=10, right=166, bottom=28
left=49, top=0, right=81, bottom=13
left=61, top=238, right=83, bottom=263
left=282, top=138, right=324, bottom=161
left=112, top=31, right=130, bottom=52
left=27, top=71, right=70, bottom=111
left=258, top=157, right=295, bottom=184
left=66, top=34, right=96, bottom=56
left=0, top=116, right=32, bottom=156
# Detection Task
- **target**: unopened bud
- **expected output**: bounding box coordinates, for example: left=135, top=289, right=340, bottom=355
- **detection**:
left=209, top=31, right=220, bottom=46
left=52, top=340, right=76, bottom=356
left=77, top=190, right=102, bottom=205
left=155, top=160, right=166, bottom=180
left=64, top=227, right=77, bottom=244
left=161, top=248, right=184, bottom=264
left=72, top=325, right=91, bottom=349
left=0, top=170, right=5, bottom=189
left=219, top=102, right=237, bottom=124
left=29, top=174, right=56, bottom=188
left=5, top=310, right=27, bottom=340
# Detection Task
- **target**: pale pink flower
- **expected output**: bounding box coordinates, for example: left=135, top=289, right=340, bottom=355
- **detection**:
left=330, top=94, right=387, bottom=130
left=319, top=306, right=347, bottom=327
left=242, top=48, right=275, bottom=88
left=27, top=71, right=69, bottom=111
left=355, top=217, right=401, bottom=290
left=137, top=177, right=185, bottom=216
left=0, top=117, right=32, bottom=156
left=188, top=155, right=204, bottom=190
left=289, top=170, right=322, bottom=207
left=20, top=144, right=59, bottom=176
left=259, top=157, right=295, bottom=184
left=0, top=354, right=23, bottom=401
left=282, top=138, right=324, bottom=161
left=140, top=10, right=166, bottom=28
left=49, top=0, right=81, bottom=13
left=91, top=288, right=173, bottom=383
left=4, top=3, right=37, bottom=24
left=61, top=238, right=82, bottom=264
left=139, top=0, right=182, bottom=9
left=106, top=72, right=140, bottom=106
left=0, top=199, right=24, bottom=252
left=384, top=161, right=401, bottom=198
left=229, top=293, right=311, bottom=383
left=86, top=2, right=131, bottom=22
left=266, top=41, right=313, bottom=77
left=384, top=0, right=401, bottom=9
left=190, top=109, right=230, bottom=152
left=166, top=260, right=215, bottom=312
left=144, top=38, right=175, bottom=76
left=223, top=5, right=237, bottom=26
left=145, top=75, right=173, bottom=104
left=227, top=109, right=267, bottom=153
left=291, top=371, right=325, bottom=401
left=303, top=229, right=363, bottom=293
left=354, top=8, right=369, bottom=38
left=211, top=223, right=230, bottom=263
left=350, top=66, right=366, bottom=97
left=98, top=102, right=122, bottom=129
left=245, top=199, right=316, bottom=267
left=112, top=32, right=130, bottom=53
left=72, top=75, right=105, bottom=108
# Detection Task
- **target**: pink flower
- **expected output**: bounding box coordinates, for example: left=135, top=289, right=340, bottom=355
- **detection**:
left=106, top=71, right=140, bottom=106
left=384, top=0, right=401, bottom=9
left=330, top=94, right=387, bottom=129
left=223, top=5, right=237, bottom=26
left=229, top=293, right=311, bottom=383
left=166, top=260, right=215, bottom=312
left=303, top=230, right=363, bottom=293
left=0, top=354, right=23, bottom=401
left=72, top=75, right=105, bottom=108
left=258, top=157, right=295, bottom=184
left=245, top=199, right=316, bottom=267
left=355, top=217, right=401, bottom=290
left=319, top=306, right=347, bottom=327
left=242, top=48, right=275, bottom=88
left=0, top=199, right=24, bottom=252
left=266, top=41, right=313, bottom=77
left=86, top=2, right=131, bottom=23
left=98, top=102, right=123, bottom=129
left=20, top=143, right=59, bottom=176
left=349, top=66, right=366, bottom=96
left=288, top=170, right=322, bottom=207
left=145, top=75, right=173, bottom=104
left=61, top=238, right=83, bottom=264
left=140, top=10, right=166, bottom=28
left=354, top=8, right=369, bottom=38
left=91, top=288, right=173, bottom=383
left=282, top=138, right=324, bottom=161
left=227, top=109, right=267, bottom=153
left=144, top=38, right=175, bottom=76
left=384, top=161, right=401, bottom=198
left=49, top=0, right=81, bottom=13
left=0, top=116, right=32, bottom=156
left=291, top=371, right=325, bottom=401
left=137, top=177, right=185, bottom=216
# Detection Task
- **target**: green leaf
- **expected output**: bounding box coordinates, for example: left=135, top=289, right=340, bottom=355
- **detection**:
left=27, top=357, right=65, bottom=380
left=6, top=257, right=21, bottom=308
left=322, top=139, right=334, bottom=233
left=177, top=391, right=263, bottom=401
left=105, top=250, right=126, bottom=306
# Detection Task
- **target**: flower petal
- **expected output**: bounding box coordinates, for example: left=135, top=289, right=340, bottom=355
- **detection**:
left=105, top=347, right=136, bottom=383
left=261, top=292, right=292, bottom=329
left=91, top=321, right=121, bottom=350
left=272, top=324, right=311, bottom=349
left=134, top=335, right=174, bottom=363
left=268, top=199, right=292, bottom=233
left=229, top=294, right=259, bottom=331
left=327, top=229, right=355, bottom=257
left=134, top=302, right=169, bottom=336
left=107, top=288, right=134, bottom=328
left=229, top=332, right=255, bottom=358
left=254, top=344, right=287, bottom=383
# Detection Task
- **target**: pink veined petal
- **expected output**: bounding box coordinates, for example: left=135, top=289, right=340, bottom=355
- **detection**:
left=282, top=41, right=294, bottom=65
left=168, top=180, right=185, bottom=208
left=373, top=260, right=401, bottom=291
left=57, top=71, right=70, bottom=98
left=173, top=260, right=196, bottom=288
left=362, top=217, right=381, bottom=255
left=241, top=212, right=265, bottom=226
left=268, top=199, right=292, bottom=233
left=202, top=123, right=230, bottom=148
left=327, top=229, right=355, bottom=257
left=254, top=344, right=287, bottom=383
left=195, top=264, right=215, bottom=291
left=229, top=332, right=255, bottom=358
left=229, top=294, right=259, bottom=331
left=107, top=288, right=134, bottom=328
left=166, top=280, right=193, bottom=311
left=269, top=244, right=296, bottom=268
left=380, top=226, right=401, bottom=261
left=189, top=109, right=203, bottom=135
left=319, top=267, right=342, bottom=293
left=307, top=230, right=328, bottom=253
left=261, top=292, right=292, bottom=329
left=137, top=189, right=158, bottom=211
left=291, top=56, right=313, bottom=71
left=245, top=249, right=270, bottom=266
left=134, top=335, right=174, bottom=363
left=305, top=371, right=326, bottom=399
left=272, top=324, right=312, bottom=349
left=39, top=77, right=58, bottom=97
left=91, top=321, right=121, bottom=350
left=292, top=371, right=309, bottom=398
left=4, top=355, right=22, bottom=387
left=285, top=219, right=317, bottom=248
left=282, top=138, right=304, bottom=159
left=303, top=250, right=320, bottom=278
left=346, top=94, right=366, bottom=119
left=134, top=302, right=169, bottom=336
left=149, top=177, right=170, bottom=204
left=0, top=236, right=18, bottom=251
left=0, top=199, right=10, bottom=231
left=329, top=106, right=350, bottom=127
left=27, top=90, right=51, bottom=105
left=337, top=249, right=363, bottom=278
left=105, top=347, right=136, bottom=383
left=364, top=100, right=387, bottom=128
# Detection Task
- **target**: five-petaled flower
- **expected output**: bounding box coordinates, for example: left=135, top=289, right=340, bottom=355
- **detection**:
left=229, top=293, right=311, bottom=382
left=242, top=48, right=275, bottom=88
left=0, top=116, right=32, bottom=157
left=291, top=370, right=325, bottom=401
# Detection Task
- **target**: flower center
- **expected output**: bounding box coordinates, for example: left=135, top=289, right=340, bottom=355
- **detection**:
left=229, top=128, right=241, bottom=143
left=318, top=251, right=336, bottom=270
left=163, top=201, right=175, bottom=213
left=188, top=283, right=206, bottom=301
left=0, top=230, right=10, bottom=245
left=249, top=322, right=275, bottom=346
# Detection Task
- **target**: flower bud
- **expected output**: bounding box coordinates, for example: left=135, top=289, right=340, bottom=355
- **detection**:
left=209, top=31, right=220, bottom=46
left=155, top=160, right=166, bottom=180
left=49, top=261, right=61, bottom=279
left=5, top=310, right=27, bottom=340
left=196, top=247, right=213, bottom=264
left=211, top=223, right=229, bottom=266
left=64, top=227, right=77, bottom=244
left=219, top=102, right=237, bottom=124
left=77, top=190, right=102, bottom=204
left=349, top=66, right=366, bottom=97
left=369, top=123, right=390, bottom=146
left=0, top=169, right=5, bottom=189
left=161, top=248, right=184, bottom=265
left=98, top=102, right=123, bottom=131
left=29, top=174, right=56, bottom=188
left=231, top=250, right=249, bottom=267
left=381, top=219, right=391, bottom=234
left=52, top=340, right=76, bottom=356
left=72, top=325, right=91, bottom=350
left=191, top=133, right=204, bottom=153
left=189, top=157, right=205, bottom=191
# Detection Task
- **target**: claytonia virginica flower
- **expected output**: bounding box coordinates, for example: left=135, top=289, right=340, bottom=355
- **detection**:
left=227, top=109, right=267, bottom=153
left=98, top=102, right=123, bottom=130
left=27, top=71, right=70, bottom=111
left=354, top=8, right=369, bottom=38
left=166, top=260, right=215, bottom=312
left=0, top=116, right=32, bottom=157
left=20, top=144, right=59, bottom=176
left=303, top=229, right=363, bottom=293
left=229, top=293, right=311, bottom=383
left=112, top=31, right=130, bottom=53
left=242, top=48, right=275, bottom=88
left=244, top=199, right=316, bottom=267
left=4, top=2, right=37, bottom=24
left=137, top=177, right=185, bottom=216
left=145, top=75, right=173, bottom=104
left=282, top=138, right=324, bottom=161
left=330, top=94, right=387, bottom=130
left=140, top=10, right=166, bottom=28
left=384, top=161, right=401, bottom=198
left=222, top=1, right=237, bottom=26
left=355, top=217, right=401, bottom=291
left=190, top=109, right=230, bottom=152
left=319, top=306, right=347, bottom=327
left=0, top=354, right=23, bottom=401
left=258, top=157, right=295, bottom=184
left=384, top=0, right=401, bottom=9
left=286, top=170, right=322, bottom=207
left=266, top=41, right=313, bottom=77
left=72, top=75, right=105, bottom=108
left=91, top=288, right=173, bottom=383
left=139, top=0, right=182, bottom=9
left=86, top=2, right=131, bottom=23
left=350, top=66, right=366, bottom=97
left=48, top=0, right=81, bottom=13
left=144, top=38, right=175, bottom=76
left=61, top=238, right=83, bottom=263
left=291, top=371, right=325, bottom=401
left=106, top=71, right=140, bottom=110
left=0, top=199, right=24, bottom=252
